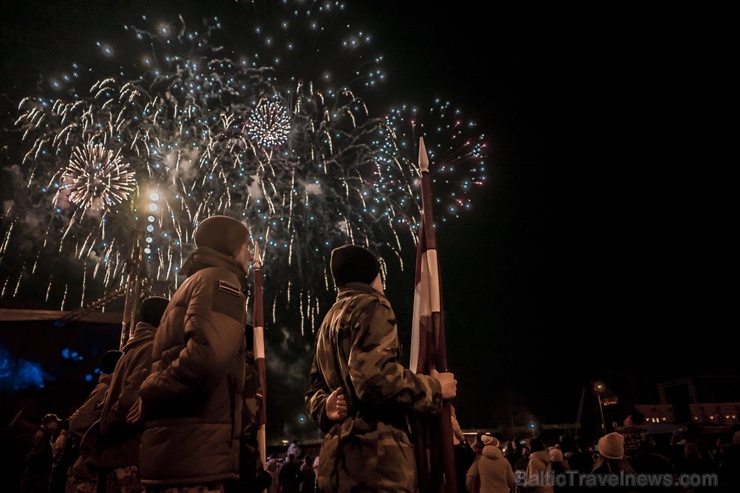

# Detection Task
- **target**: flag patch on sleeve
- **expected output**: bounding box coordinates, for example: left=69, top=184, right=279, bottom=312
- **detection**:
left=218, top=280, right=242, bottom=297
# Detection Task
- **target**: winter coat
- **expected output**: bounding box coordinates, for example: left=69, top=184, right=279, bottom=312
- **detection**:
left=97, top=320, right=158, bottom=469
left=138, top=247, right=247, bottom=487
left=305, top=282, right=443, bottom=493
left=68, top=373, right=111, bottom=442
left=525, top=450, right=554, bottom=493
left=19, top=424, right=56, bottom=493
left=65, top=373, right=112, bottom=489
left=466, top=444, right=517, bottom=493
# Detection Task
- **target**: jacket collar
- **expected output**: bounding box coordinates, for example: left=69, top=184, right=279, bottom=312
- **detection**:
left=180, top=246, right=247, bottom=290
left=336, top=281, right=380, bottom=298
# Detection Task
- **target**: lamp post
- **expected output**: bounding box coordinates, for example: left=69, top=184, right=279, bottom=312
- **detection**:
left=595, top=382, right=607, bottom=436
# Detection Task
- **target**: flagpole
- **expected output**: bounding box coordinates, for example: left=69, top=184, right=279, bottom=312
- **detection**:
left=411, top=137, right=457, bottom=493
left=252, top=242, right=268, bottom=469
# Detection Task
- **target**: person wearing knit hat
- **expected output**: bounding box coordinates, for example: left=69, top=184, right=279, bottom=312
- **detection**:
left=306, top=243, right=457, bottom=492
left=100, top=349, right=123, bottom=374
left=139, top=296, right=170, bottom=327
left=329, top=244, right=381, bottom=286
left=547, top=445, right=571, bottom=491
left=466, top=432, right=516, bottom=493
left=125, top=214, right=252, bottom=491
left=480, top=434, right=500, bottom=449
left=523, top=436, right=554, bottom=493
left=97, top=296, right=170, bottom=491
left=548, top=447, right=564, bottom=464
left=592, top=431, right=637, bottom=486
left=598, top=431, right=625, bottom=460
left=194, top=215, right=251, bottom=257
left=20, top=413, right=64, bottom=493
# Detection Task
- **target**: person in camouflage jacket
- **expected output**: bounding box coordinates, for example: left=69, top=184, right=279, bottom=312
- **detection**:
left=305, top=244, right=457, bottom=493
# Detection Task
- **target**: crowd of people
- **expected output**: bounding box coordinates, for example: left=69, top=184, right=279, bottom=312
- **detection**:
left=459, top=414, right=739, bottom=493
left=12, top=214, right=740, bottom=493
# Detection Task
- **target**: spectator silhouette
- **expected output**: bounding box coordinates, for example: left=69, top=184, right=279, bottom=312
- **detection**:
left=278, top=453, right=302, bottom=493
left=450, top=405, right=475, bottom=493
left=19, top=412, right=63, bottom=493
left=616, top=411, right=656, bottom=460
left=287, top=439, right=301, bottom=459
left=513, top=440, right=532, bottom=492
left=299, top=455, right=316, bottom=493
left=524, top=436, right=553, bottom=493
left=718, top=430, right=740, bottom=493
left=97, top=296, right=169, bottom=492
left=265, top=456, right=280, bottom=493
left=562, top=441, right=593, bottom=476
left=49, top=418, right=73, bottom=493
left=311, top=456, right=320, bottom=493
left=591, top=432, right=637, bottom=493
left=65, top=349, right=122, bottom=493
left=465, top=434, right=516, bottom=493
left=676, top=422, right=717, bottom=492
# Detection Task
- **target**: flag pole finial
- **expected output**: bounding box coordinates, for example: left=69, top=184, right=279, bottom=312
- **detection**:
left=418, top=137, right=429, bottom=173
left=253, top=241, right=262, bottom=268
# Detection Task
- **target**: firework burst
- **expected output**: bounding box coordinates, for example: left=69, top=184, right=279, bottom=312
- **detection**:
left=59, top=144, right=136, bottom=212
left=383, top=99, right=488, bottom=223
left=1, top=3, right=488, bottom=334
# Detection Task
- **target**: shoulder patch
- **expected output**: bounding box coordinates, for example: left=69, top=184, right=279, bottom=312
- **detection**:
left=213, top=280, right=247, bottom=323
left=218, top=280, right=242, bottom=297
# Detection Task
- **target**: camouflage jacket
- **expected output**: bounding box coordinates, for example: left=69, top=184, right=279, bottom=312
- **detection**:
left=305, top=282, right=443, bottom=493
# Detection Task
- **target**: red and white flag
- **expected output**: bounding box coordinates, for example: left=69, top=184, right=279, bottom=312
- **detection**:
left=409, top=137, right=457, bottom=493
left=252, top=242, right=268, bottom=468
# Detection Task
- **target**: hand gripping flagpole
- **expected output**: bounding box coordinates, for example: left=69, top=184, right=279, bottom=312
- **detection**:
left=409, top=137, right=457, bottom=493
left=252, top=242, right=268, bottom=468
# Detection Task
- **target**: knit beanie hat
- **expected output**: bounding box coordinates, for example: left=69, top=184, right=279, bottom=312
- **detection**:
left=140, top=296, right=169, bottom=326
left=481, top=434, right=499, bottom=448
left=101, top=349, right=123, bottom=374
left=530, top=436, right=546, bottom=452
left=194, top=215, right=250, bottom=256
left=598, top=432, right=625, bottom=460
left=330, top=244, right=380, bottom=286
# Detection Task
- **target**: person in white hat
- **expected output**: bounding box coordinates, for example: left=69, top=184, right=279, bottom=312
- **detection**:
left=465, top=434, right=516, bottom=493
left=591, top=432, right=637, bottom=491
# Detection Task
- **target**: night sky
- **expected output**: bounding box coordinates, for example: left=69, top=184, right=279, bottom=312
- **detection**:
left=1, top=1, right=735, bottom=441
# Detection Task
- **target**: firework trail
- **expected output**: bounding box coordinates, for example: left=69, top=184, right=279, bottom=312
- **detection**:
left=0, top=2, right=488, bottom=334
